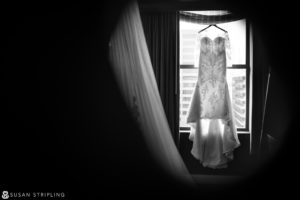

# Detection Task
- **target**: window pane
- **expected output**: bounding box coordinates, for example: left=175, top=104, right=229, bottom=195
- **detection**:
left=220, top=20, right=246, bottom=65
left=227, top=68, right=247, bottom=128
left=179, top=68, right=198, bottom=128
left=180, top=19, right=246, bottom=66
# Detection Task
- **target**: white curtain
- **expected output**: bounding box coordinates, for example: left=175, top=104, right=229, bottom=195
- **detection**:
left=109, top=1, right=194, bottom=185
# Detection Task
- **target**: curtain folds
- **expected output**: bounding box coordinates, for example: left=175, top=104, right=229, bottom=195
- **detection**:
left=109, top=1, right=193, bottom=185
left=140, top=11, right=178, bottom=142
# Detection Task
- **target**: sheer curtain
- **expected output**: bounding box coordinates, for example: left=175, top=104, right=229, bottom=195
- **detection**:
left=109, top=1, right=193, bottom=185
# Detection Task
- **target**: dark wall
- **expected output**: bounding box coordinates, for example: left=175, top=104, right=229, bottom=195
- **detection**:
left=1, top=0, right=299, bottom=198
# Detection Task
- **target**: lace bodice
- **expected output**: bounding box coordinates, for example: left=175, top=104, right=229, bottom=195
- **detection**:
left=194, top=28, right=232, bottom=70
left=200, top=37, right=226, bottom=55
left=198, top=36, right=227, bottom=87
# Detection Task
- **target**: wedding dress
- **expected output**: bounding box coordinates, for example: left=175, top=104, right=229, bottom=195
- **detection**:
left=186, top=27, right=240, bottom=169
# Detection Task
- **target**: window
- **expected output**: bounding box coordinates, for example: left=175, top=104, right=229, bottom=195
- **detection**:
left=179, top=14, right=251, bottom=133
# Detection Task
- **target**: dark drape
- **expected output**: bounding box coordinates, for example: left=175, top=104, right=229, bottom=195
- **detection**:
left=251, top=24, right=270, bottom=159
left=251, top=23, right=294, bottom=161
left=140, top=11, right=179, bottom=144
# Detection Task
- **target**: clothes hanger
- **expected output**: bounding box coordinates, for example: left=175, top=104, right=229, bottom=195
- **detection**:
left=198, top=24, right=227, bottom=33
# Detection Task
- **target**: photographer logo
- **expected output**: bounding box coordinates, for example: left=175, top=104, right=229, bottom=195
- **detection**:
left=1, top=190, right=65, bottom=199
left=2, top=191, right=9, bottom=199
